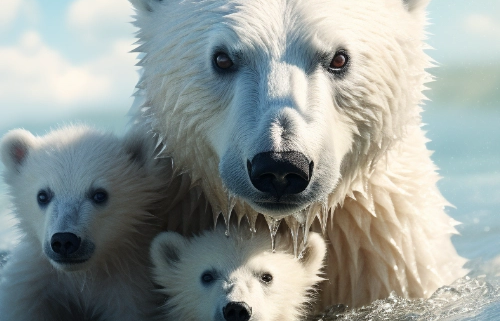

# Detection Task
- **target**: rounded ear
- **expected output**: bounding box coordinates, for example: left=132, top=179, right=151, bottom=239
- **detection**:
left=299, top=232, right=327, bottom=274
left=150, top=231, right=188, bottom=277
left=123, top=130, right=149, bottom=167
left=129, top=0, right=166, bottom=13
left=1, top=129, right=36, bottom=171
left=403, top=0, right=431, bottom=13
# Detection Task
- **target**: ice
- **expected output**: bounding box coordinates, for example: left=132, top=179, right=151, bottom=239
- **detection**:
left=223, top=194, right=236, bottom=236
left=264, top=215, right=283, bottom=252
left=245, top=209, right=258, bottom=234
left=212, top=204, right=222, bottom=230
left=284, top=215, right=303, bottom=258
left=320, top=201, right=329, bottom=235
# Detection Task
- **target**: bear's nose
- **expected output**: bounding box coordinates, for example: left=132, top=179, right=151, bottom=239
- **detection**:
left=248, top=151, right=312, bottom=199
left=51, top=233, right=81, bottom=256
left=223, top=301, right=252, bottom=321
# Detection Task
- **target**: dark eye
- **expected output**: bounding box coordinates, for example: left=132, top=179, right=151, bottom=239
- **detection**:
left=201, top=271, right=216, bottom=285
left=260, top=273, right=273, bottom=284
left=37, top=190, right=52, bottom=206
left=329, top=50, right=349, bottom=73
left=214, top=52, right=233, bottom=70
left=92, top=189, right=108, bottom=204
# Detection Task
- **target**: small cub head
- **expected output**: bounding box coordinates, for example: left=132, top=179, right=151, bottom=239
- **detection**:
left=150, top=228, right=326, bottom=321
left=1, top=125, right=158, bottom=272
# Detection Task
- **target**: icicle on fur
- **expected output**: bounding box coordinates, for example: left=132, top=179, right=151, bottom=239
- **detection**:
left=264, top=215, right=283, bottom=252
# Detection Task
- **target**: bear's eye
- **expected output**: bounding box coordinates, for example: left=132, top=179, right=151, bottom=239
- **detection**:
left=214, top=52, right=233, bottom=70
left=92, top=189, right=108, bottom=204
left=260, top=273, right=273, bottom=284
left=201, top=270, right=216, bottom=285
left=328, top=50, right=349, bottom=73
left=37, top=190, right=52, bottom=206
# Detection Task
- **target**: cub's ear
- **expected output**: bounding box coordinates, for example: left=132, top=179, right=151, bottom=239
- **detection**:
left=150, top=232, right=188, bottom=283
left=122, top=127, right=162, bottom=170
left=403, top=0, right=431, bottom=12
left=0, top=129, right=36, bottom=171
left=129, top=0, right=169, bottom=12
left=299, top=232, right=327, bottom=275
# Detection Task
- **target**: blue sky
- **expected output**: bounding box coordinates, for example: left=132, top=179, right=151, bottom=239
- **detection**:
left=0, top=0, right=499, bottom=130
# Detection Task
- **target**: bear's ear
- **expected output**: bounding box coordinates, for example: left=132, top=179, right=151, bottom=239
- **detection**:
left=122, top=127, right=160, bottom=168
left=299, top=233, right=327, bottom=274
left=123, top=133, right=148, bottom=167
left=150, top=231, right=188, bottom=274
left=129, top=0, right=169, bottom=13
left=402, top=0, right=431, bottom=13
left=0, top=129, right=36, bottom=172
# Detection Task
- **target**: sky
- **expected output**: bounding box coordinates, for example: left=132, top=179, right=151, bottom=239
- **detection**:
left=0, top=0, right=499, bottom=131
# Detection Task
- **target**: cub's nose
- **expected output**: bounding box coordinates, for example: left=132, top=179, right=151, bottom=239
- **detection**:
left=223, top=301, right=252, bottom=321
left=248, top=151, right=312, bottom=199
left=50, top=233, right=81, bottom=256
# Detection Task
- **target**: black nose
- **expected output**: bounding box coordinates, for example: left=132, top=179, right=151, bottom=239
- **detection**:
left=248, top=151, right=312, bottom=199
left=223, top=301, right=252, bottom=321
left=51, top=233, right=81, bottom=256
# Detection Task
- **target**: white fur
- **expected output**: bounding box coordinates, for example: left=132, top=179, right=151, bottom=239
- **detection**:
left=0, top=125, right=167, bottom=320
left=150, top=227, right=326, bottom=321
left=128, top=0, right=467, bottom=308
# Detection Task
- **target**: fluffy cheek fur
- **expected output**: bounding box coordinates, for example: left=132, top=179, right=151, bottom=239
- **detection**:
left=0, top=126, right=159, bottom=271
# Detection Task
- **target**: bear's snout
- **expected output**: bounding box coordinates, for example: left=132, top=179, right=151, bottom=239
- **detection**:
left=50, top=233, right=81, bottom=256
left=248, top=151, right=312, bottom=200
left=222, top=301, right=252, bottom=321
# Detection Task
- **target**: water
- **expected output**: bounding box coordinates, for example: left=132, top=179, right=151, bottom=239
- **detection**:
left=1, top=107, right=499, bottom=319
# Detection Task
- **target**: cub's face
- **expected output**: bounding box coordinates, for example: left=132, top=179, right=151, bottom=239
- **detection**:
left=1, top=127, right=150, bottom=272
left=150, top=229, right=326, bottom=321
left=132, top=0, right=430, bottom=217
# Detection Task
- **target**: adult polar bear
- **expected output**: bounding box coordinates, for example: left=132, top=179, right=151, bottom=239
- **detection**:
left=129, top=0, right=467, bottom=308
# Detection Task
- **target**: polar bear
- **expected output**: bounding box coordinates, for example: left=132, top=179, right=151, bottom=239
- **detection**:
left=128, top=0, right=467, bottom=308
left=150, top=226, right=326, bottom=321
left=0, top=125, right=167, bottom=321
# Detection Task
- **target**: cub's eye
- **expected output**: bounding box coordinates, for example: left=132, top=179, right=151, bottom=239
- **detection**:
left=329, top=50, right=349, bottom=73
left=260, top=273, right=273, bottom=284
left=201, top=271, right=216, bottom=285
left=92, top=189, right=108, bottom=204
left=37, top=190, right=52, bottom=206
left=214, top=52, right=233, bottom=70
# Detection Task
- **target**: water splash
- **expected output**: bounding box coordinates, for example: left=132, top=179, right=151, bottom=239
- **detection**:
left=264, top=215, right=283, bottom=252
left=309, top=275, right=500, bottom=321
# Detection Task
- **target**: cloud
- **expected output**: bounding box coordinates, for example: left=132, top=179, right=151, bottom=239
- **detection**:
left=464, top=14, right=500, bottom=39
left=67, top=0, right=136, bottom=46
left=0, top=0, right=23, bottom=30
left=0, top=0, right=39, bottom=32
left=0, top=31, right=138, bottom=126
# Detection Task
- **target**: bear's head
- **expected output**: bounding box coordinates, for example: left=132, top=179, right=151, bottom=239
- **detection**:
left=129, top=0, right=432, bottom=220
left=150, top=228, right=326, bottom=321
left=0, top=126, right=161, bottom=272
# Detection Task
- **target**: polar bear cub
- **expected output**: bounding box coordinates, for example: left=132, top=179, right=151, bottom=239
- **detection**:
left=150, top=227, right=326, bottom=321
left=0, top=125, right=165, bottom=321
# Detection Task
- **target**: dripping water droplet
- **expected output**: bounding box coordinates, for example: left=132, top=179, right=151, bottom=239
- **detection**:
left=245, top=208, right=259, bottom=234
left=212, top=205, right=222, bottom=230
left=264, top=215, right=283, bottom=252
left=320, top=201, right=329, bottom=235
left=285, top=216, right=301, bottom=258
